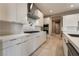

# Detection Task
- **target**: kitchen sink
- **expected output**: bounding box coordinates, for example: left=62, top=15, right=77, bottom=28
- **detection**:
left=68, top=34, right=79, bottom=37
left=24, top=31, right=40, bottom=33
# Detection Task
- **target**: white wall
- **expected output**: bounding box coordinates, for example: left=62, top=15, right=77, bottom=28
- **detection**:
left=63, top=13, right=79, bottom=32
left=44, top=17, right=52, bottom=35
left=63, top=14, right=79, bottom=26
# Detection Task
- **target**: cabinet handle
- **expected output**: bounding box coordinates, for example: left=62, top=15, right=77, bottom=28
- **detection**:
left=9, top=39, right=16, bottom=41
left=16, top=43, right=22, bottom=45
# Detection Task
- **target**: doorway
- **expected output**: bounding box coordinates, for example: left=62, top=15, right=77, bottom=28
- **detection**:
left=52, top=16, right=62, bottom=35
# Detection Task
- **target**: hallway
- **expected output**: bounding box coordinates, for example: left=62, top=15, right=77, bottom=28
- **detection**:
left=32, top=34, right=64, bottom=56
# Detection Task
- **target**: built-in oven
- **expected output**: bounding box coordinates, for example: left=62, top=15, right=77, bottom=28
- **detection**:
left=67, top=41, right=79, bottom=56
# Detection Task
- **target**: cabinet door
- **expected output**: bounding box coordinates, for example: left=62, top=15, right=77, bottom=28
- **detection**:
left=63, top=39, right=68, bottom=56
left=38, top=32, right=46, bottom=46
left=22, top=39, right=34, bottom=56
left=21, top=41, right=29, bottom=56
left=0, top=4, right=7, bottom=20
left=63, top=34, right=68, bottom=56
left=0, top=49, right=3, bottom=56
left=33, top=37, right=39, bottom=51
left=16, top=4, right=27, bottom=23
left=3, top=45, right=19, bottom=56
left=7, top=4, right=17, bottom=21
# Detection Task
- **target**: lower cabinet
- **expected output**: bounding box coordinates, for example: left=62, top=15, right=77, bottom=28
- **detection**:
left=0, top=32, right=46, bottom=56
left=63, top=38, right=68, bottom=56
left=3, top=45, right=20, bottom=56
left=63, top=34, right=68, bottom=56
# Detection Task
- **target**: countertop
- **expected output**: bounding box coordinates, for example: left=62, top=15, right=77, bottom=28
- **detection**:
left=63, top=32, right=79, bottom=53
left=0, top=31, right=43, bottom=42
left=0, top=33, right=30, bottom=42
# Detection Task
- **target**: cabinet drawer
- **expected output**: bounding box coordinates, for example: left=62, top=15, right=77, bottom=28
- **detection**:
left=21, top=39, right=33, bottom=56
left=2, top=38, right=22, bottom=49
left=3, top=45, right=18, bottom=56
left=2, top=39, right=17, bottom=49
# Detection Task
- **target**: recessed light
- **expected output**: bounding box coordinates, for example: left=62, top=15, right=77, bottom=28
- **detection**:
left=70, top=4, right=74, bottom=8
left=49, top=10, right=53, bottom=13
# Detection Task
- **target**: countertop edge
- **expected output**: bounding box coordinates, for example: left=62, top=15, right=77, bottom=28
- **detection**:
left=0, top=33, right=30, bottom=42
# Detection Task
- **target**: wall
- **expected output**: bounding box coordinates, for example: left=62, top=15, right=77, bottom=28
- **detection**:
left=44, top=17, right=52, bottom=35
left=63, top=13, right=79, bottom=32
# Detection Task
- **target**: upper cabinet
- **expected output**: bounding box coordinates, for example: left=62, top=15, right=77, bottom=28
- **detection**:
left=7, top=4, right=17, bottom=21
left=0, top=4, right=27, bottom=24
left=0, top=4, right=7, bottom=20
left=16, top=4, right=27, bottom=23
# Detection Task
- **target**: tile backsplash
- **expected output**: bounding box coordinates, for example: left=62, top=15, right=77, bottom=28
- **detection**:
left=0, top=21, right=23, bottom=35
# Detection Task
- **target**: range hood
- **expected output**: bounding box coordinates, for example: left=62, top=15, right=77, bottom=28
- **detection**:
left=27, top=12, right=40, bottom=19
left=27, top=3, right=40, bottom=19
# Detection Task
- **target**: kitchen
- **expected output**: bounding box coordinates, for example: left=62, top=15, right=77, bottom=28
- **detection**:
left=0, top=3, right=79, bottom=56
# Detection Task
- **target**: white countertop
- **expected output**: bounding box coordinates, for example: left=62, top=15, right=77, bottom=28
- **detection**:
left=63, top=32, right=79, bottom=53
left=0, top=33, right=30, bottom=42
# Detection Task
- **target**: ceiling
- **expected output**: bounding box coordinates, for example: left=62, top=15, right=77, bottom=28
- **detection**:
left=35, top=3, right=79, bottom=17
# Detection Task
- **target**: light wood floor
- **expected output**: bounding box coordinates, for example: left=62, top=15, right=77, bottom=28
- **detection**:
left=32, top=34, right=64, bottom=56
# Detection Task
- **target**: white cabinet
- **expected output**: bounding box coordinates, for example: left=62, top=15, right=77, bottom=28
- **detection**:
left=0, top=4, right=27, bottom=23
left=0, top=4, right=17, bottom=21
left=0, top=32, right=46, bottom=56
left=32, top=32, right=46, bottom=51
left=7, top=4, right=17, bottom=21
left=3, top=43, right=23, bottom=56
left=3, top=45, right=17, bottom=56
left=16, top=4, right=27, bottom=23
left=0, top=4, right=7, bottom=20
left=63, top=34, right=68, bottom=56
left=44, top=17, right=52, bottom=35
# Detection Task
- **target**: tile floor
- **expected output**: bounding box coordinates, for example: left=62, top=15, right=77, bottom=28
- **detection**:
left=32, top=34, right=64, bottom=56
